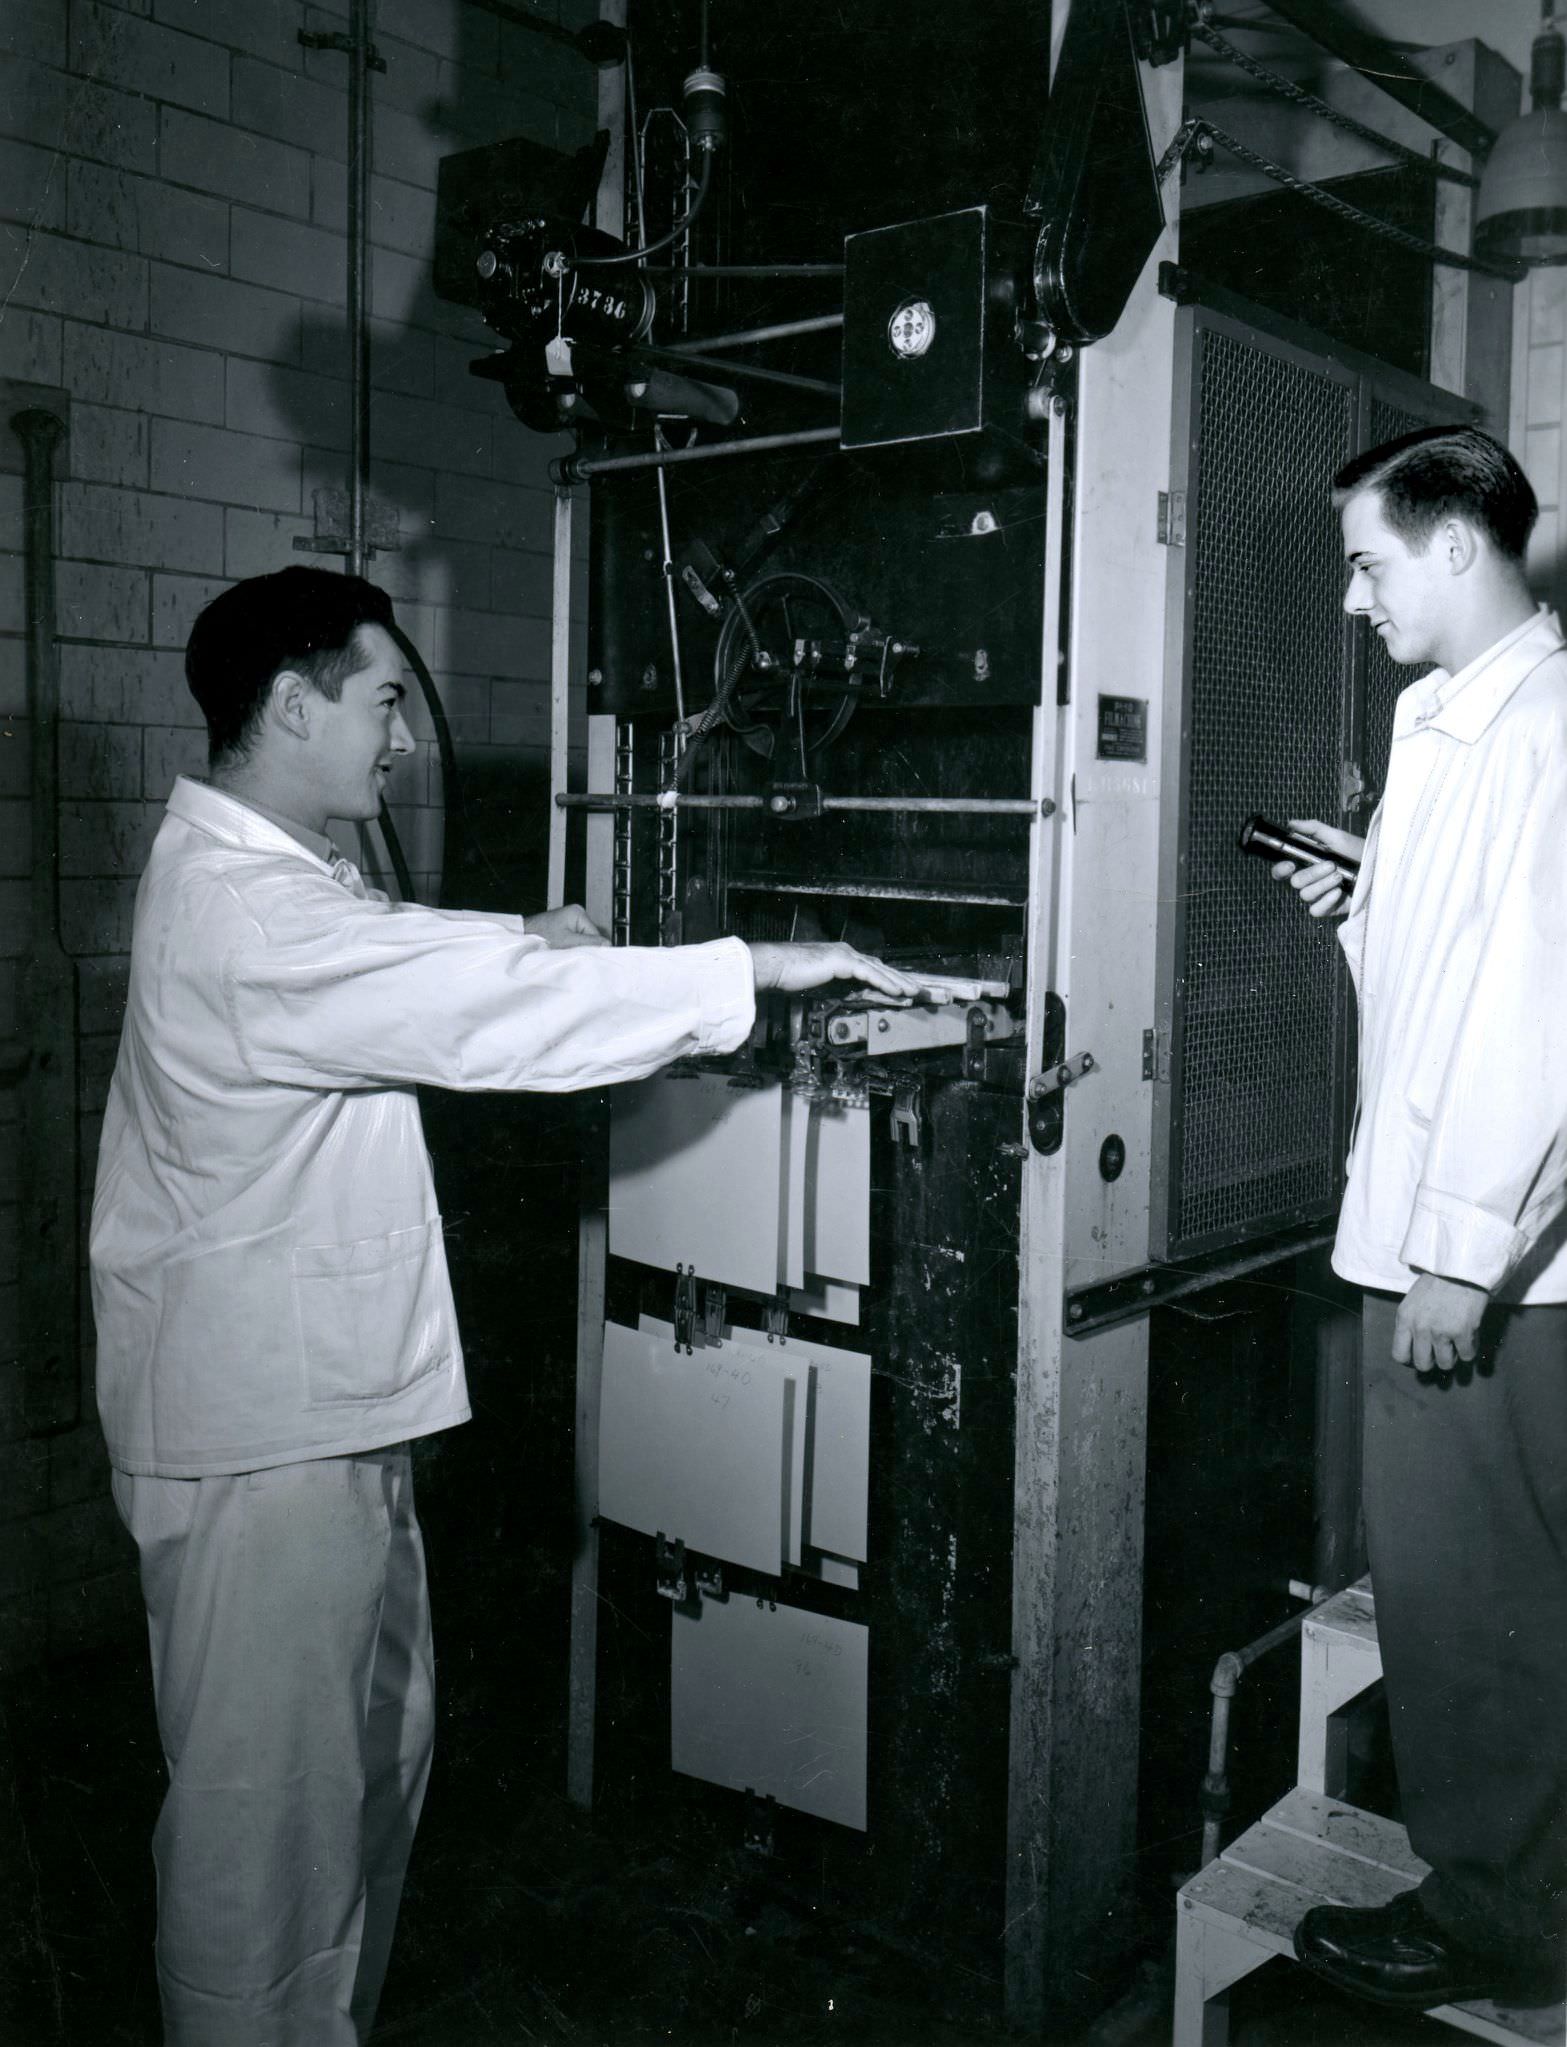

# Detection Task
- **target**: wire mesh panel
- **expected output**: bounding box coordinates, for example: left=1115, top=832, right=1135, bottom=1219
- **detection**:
left=1164, top=322, right=1356, bottom=1254
left=1158, top=311, right=1471, bottom=1259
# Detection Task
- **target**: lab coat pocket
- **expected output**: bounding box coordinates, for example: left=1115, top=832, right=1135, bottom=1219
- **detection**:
left=293, top=1218, right=449, bottom=1406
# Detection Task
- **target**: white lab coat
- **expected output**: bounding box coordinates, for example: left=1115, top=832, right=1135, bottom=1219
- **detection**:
left=91, top=776, right=756, bottom=1477
left=1333, top=609, right=1567, bottom=1301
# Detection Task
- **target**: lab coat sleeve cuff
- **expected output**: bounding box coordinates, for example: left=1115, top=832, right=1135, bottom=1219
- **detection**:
left=1399, top=1187, right=1523, bottom=1293
left=691, top=937, right=756, bottom=1055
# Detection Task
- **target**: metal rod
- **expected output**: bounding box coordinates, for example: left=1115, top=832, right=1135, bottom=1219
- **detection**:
left=347, top=0, right=371, bottom=575
left=652, top=429, right=686, bottom=726
left=626, top=36, right=647, bottom=260
left=829, top=796, right=1041, bottom=815
left=632, top=342, right=840, bottom=397
left=555, top=791, right=1048, bottom=816
left=643, top=263, right=844, bottom=277
left=553, top=424, right=839, bottom=483
left=727, top=879, right=1026, bottom=907
left=664, top=313, right=844, bottom=353
left=548, top=488, right=574, bottom=907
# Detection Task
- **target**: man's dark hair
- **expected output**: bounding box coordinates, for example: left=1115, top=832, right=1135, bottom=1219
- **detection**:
left=1332, top=424, right=1538, bottom=563
left=185, top=566, right=397, bottom=767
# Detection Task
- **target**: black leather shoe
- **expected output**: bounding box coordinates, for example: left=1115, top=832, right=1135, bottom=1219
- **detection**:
left=1293, top=1888, right=1562, bottom=2011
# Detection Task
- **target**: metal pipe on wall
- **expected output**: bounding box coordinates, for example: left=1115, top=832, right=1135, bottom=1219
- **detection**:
left=346, top=0, right=371, bottom=578
left=302, top=6, right=418, bottom=903
left=12, top=406, right=79, bottom=1436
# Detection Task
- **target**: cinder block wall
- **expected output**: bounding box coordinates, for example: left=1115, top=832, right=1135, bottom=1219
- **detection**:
left=0, top=0, right=597, bottom=1674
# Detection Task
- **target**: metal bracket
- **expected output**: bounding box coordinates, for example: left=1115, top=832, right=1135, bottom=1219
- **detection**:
left=1029, top=1051, right=1095, bottom=1102
left=1063, top=1219, right=1339, bottom=1336
left=694, top=1559, right=725, bottom=1599
left=1156, top=489, right=1186, bottom=547
left=890, top=1078, right=925, bottom=1151
left=701, top=1284, right=727, bottom=1347
left=742, top=1789, right=779, bottom=1855
left=672, top=1266, right=698, bottom=1354
left=298, top=28, right=387, bottom=70
left=764, top=781, right=823, bottom=819
left=654, top=1533, right=691, bottom=1603
left=1142, top=1026, right=1169, bottom=1084
left=962, top=1004, right=990, bottom=1081
left=763, top=1293, right=790, bottom=1343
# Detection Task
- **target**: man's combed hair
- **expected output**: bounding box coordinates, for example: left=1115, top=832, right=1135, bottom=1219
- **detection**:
left=1333, top=424, right=1538, bottom=564
left=185, top=566, right=397, bottom=767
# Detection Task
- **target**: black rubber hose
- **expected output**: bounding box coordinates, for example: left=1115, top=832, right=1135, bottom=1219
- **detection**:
left=576, top=154, right=713, bottom=268
left=389, top=620, right=464, bottom=907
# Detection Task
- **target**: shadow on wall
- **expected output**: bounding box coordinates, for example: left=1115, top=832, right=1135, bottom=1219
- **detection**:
left=260, top=0, right=598, bottom=916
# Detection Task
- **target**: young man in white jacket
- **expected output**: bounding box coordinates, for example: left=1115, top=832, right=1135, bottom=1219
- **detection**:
left=90, top=565, right=922, bottom=2045
left=1275, top=427, right=1567, bottom=2011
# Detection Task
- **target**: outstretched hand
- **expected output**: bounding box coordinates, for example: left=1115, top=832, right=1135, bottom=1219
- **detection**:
left=748, top=941, right=928, bottom=1004
left=1393, top=1273, right=1488, bottom=1375
left=524, top=904, right=609, bottom=949
left=1269, top=819, right=1364, bottom=919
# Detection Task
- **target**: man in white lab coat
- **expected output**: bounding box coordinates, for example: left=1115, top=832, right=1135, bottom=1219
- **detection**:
left=1277, top=427, right=1567, bottom=2011
left=90, top=565, right=920, bottom=2046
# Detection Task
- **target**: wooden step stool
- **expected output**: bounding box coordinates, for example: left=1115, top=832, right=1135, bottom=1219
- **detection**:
left=1173, top=1580, right=1566, bottom=2047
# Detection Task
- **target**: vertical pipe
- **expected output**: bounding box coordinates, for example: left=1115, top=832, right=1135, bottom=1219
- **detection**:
left=567, top=0, right=629, bottom=1819
left=347, top=0, right=372, bottom=578
left=12, top=406, right=79, bottom=1436
left=548, top=487, right=573, bottom=908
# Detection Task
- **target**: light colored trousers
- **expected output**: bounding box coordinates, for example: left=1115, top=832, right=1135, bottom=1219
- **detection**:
left=112, top=1446, right=435, bottom=2046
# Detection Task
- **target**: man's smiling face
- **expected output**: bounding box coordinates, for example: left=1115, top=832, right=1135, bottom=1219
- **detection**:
left=1340, top=487, right=1454, bottom=670
left=306, top=623, right=415, bottom=824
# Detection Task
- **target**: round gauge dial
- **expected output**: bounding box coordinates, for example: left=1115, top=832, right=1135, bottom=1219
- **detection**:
left=888, top=298, right=936, bottom=359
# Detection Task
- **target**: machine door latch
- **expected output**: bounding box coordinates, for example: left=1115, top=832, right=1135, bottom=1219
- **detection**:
left=1026, top=1050, right=1094, bottom=1155
left=1029, top=1051, right=1095, bottom=1101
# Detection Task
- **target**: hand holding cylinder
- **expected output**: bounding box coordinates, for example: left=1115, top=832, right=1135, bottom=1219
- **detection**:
left=1240, top=814, right=1364, bottom=919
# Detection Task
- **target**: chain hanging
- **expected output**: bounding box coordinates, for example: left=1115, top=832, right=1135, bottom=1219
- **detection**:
left=1190, top=20, right=1479, bottom=190
left=1160, top=117, right=1525, bottom=284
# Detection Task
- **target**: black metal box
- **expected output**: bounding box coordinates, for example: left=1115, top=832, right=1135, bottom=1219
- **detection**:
left=841, top=206, right=1037, bottom=479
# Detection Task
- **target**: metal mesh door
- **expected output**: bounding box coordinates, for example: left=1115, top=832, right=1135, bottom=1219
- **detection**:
left=1158, top=309, right=1473, bottom=1259
left=1165, top=325, right=1355, bottom=1253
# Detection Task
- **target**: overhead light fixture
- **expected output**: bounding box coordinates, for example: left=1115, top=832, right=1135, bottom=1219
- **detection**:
left=1475, top=4, right=1567, bottom=267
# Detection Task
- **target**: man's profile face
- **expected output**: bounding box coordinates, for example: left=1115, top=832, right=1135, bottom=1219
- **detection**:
left=1340, top=488, right=1453, bottom=670
left=305, top=623, right=415, bottom=824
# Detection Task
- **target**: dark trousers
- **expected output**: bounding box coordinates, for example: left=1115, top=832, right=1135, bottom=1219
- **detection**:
left=1362, top=1292, right=1567, bottom=1960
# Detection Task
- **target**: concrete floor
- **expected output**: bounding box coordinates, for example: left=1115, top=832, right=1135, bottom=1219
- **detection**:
left=0, top=1624, right=1541, bottom=2047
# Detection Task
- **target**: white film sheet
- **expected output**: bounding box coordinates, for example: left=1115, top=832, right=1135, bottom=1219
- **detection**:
left=800, top=1099, right=870, bottom=1287
left=638, top=1315, right=807, bottom=1567
left=671, top=1597, right=868, bottom=1831
left=794, top=1331, right=872, bottom=1563
left=639, top=1317, right=871, bottom=1568
left=609, top=1074, right=784, bottom=1294
left=598, top=1321, right=789, bottom=1577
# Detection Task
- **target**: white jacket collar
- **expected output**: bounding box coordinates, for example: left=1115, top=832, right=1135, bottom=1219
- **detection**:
left=1396, top=609, right=1566, bottom=747
left=166, top=776, right=336, bottom=868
